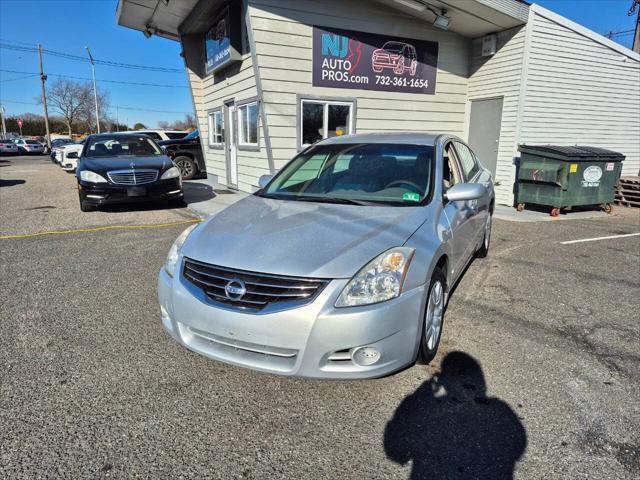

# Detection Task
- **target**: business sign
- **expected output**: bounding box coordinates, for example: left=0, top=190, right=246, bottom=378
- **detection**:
left=312, top=26, right=439, bottom=94
left=205, top=4, right=241, bottom=75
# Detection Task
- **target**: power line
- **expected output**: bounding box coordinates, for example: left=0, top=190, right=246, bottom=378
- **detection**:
left=0, top=41, right=184, bottom=73
left=0, top=69, right=188, bottom=88
left=0, top=74, right=39, bottom=83
left=0, top=98, right=192, bottom=115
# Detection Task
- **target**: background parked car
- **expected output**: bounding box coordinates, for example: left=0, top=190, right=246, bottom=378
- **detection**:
left=14, top=139, right=44, bottom=155
left=157, top=129, right=206, bottom=180
left=119, top=129, right=189, bottom=142
left=47, top=137, right=74, bottom=156
left=52, top=138, right=85, bottom=163
left=60, top=143, right=85, bottom=172
left=0, top=138, right=19, bottom=155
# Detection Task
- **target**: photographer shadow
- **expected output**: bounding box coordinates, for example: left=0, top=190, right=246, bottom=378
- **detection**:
left=384, top=351, right=527, bottom=479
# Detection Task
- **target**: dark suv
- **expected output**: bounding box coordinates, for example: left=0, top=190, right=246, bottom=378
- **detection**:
left=157, top=130, right=206, bottom=180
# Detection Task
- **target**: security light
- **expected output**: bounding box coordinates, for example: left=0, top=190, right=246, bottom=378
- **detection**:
left=432, top=11, right=452, bottom=30
left=393, top=0, right=452, bottom=31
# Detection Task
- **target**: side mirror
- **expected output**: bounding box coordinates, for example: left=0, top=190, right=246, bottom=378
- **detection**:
left=258, top=174, right=273, bottom=189
left=445, top=183, right=486, bottom=202
left=66, top=151, right=79, bottom=159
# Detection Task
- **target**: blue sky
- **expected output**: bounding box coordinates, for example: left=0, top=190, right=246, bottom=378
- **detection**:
left=0, top=0, right=637, bottom=128
left=0, top=0, right=192, bottom=128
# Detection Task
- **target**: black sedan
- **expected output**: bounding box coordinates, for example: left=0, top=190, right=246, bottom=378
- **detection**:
left=75, top=133, right=184, bottom=212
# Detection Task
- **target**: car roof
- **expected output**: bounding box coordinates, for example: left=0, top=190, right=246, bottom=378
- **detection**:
left=318, top=132, right=445, bottom=146
left=87, top=132, right=151, bottom=138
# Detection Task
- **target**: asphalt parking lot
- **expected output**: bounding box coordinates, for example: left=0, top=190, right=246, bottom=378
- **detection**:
left=1, top=155, right=639, bottom=479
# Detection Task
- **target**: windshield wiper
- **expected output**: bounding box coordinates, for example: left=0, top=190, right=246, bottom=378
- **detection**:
left=295, top=196, right=380, bottom=206
left=255, top=193, right=382, bottom=206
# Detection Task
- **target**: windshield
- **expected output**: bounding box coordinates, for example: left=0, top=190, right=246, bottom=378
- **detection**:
left=26, top=140, right=41, bottom=145
left=381, top=41, right=404, bottom=53
left=85, top=135, right=162, bottom=158
left=258, top=143, right=433, bottom=206
left=183, top=130, right=199, bottom=140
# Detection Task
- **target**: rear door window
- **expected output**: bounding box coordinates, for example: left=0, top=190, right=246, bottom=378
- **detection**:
left=453, top=141, right=479, bottom=180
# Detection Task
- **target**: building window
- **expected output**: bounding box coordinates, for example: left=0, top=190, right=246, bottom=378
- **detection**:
left=237, top=101, right=259, bottom=147
left=300, top=99, right=354, bottom=148
left=208, top=110, right=224, bottom=147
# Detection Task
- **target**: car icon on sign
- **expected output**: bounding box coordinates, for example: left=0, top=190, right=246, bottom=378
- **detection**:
left=372, top=41, right=418, bottom=76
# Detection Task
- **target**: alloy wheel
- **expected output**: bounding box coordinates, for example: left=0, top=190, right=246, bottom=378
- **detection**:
left=424, top=280, right=444, bottom=350
left=484, top=215, right=492, bottom=250
left=176, top=159, right=194, bottom=177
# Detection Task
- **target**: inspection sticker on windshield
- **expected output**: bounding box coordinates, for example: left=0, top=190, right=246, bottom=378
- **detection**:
left=402, top=192, right=421, bottom=202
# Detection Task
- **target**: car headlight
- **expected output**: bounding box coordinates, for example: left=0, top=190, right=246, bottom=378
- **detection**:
left=160, top=166, right=181, bottom=180
left=79, top=170, right=107, bottom=183
left=335, top=247, right=415, bottom=307
left=164, top=224, right=198, bottom=277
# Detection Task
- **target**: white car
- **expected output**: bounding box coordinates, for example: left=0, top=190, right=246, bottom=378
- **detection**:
left=118, top=129, right=188, bottom=141
left=14, top=139, right=44, bottom=155
left=60, top=144, right=84, bottom=172
left=0, top=138, right=19, bottom=155
left=53, top=139, right=85, bottom=165
left=60, top=143, right=84, bottom=172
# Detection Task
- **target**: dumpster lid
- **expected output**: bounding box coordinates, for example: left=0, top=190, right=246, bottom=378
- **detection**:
left=518, top=145, right=625, bottom=160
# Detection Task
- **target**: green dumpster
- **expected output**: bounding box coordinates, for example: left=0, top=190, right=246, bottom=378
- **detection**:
left=516, top=145, right=625, bottom=216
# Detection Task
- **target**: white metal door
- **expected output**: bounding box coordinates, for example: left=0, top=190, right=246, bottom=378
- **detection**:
left=226, top=103, right=238, bottom=187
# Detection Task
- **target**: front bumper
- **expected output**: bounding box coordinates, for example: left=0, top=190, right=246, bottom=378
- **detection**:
left=79, top=178, right=183, bottom=205
left=157, top=259, right=426, bottom=379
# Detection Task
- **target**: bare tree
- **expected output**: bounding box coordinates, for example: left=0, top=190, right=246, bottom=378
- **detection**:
left=41, top=79, right=90, bottom=136
left=78, top=86, right=111, bottom=133
left=157, top=114, right=197, bottom=131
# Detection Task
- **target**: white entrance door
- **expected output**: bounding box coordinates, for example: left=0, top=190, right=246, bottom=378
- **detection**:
left=226, top=103, right=238, bottom=187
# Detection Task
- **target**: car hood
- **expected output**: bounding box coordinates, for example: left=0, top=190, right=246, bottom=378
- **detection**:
left=80, top=155, right=173, bottom=172
left=182, top=195, right=429, bottom=279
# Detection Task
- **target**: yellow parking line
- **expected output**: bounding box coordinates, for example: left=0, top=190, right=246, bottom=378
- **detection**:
left=0, top=219, right=201, bottom=240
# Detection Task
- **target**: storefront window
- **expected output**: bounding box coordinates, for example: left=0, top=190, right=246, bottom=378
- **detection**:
left=208, top=110, right=224, bottom=146
left=302, top=102, right=324, bottom=145
left=238, top=101, right=258, bottom=146
left=300, top=99, right=353, bottom=148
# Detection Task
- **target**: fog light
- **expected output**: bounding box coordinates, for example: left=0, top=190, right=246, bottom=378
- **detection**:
left=352, top=346, right=381, bottom=366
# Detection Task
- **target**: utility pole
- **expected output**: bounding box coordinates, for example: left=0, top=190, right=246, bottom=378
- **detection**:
left=38, top=44, right=52, bottom=149
left=0, top=105, right=6, bottom=137
left=85, top=46, right=100, bottom=133
left=116, top=105, right=119, bottom=131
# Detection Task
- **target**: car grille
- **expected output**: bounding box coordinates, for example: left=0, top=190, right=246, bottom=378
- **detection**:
left=182, top=258, right=329, bottom=311
left=107, top=169, right=158, bottom=185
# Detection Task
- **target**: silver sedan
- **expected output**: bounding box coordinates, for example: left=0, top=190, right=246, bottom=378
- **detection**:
left=158, top=133, right=494, bottom=379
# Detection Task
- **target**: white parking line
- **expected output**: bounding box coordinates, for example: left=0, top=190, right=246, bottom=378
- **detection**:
left=560, top=233, right=640, bottom=245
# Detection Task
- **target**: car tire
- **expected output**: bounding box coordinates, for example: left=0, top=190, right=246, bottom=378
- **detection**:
left=476, top=214, right=492, bottom=258
left=417, top=267, right=446, bottom=365
left=79, top=196, right=95, bottom=212
left=174, top=156, right=196, bottom=180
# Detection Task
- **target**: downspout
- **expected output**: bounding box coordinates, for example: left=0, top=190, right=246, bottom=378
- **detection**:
left=512, top=8, right=535, bottom=203
left=514, top=8, right=535, bottom=152
left=244, top=0, right=275, bottom=174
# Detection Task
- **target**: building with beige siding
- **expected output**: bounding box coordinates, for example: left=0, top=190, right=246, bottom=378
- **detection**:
left=117, top=0, right=640, bottom=206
